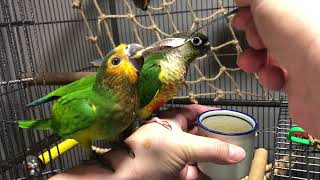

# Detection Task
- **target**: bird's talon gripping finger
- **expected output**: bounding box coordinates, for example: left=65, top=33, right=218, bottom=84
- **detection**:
left=83, top=150, right=115, bottom=172
left=147, top=117, right=172, bottom=130
left=111, top=142, right=135, bottom=158
left=99, top=158, right=115, bottom=172
left=93, top=150, right=115, bottom=172
left=160, top=120, right=172, bottom=130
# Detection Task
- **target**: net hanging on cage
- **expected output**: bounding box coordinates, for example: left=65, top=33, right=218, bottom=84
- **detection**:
left=71, top=0, right=272, bottom=103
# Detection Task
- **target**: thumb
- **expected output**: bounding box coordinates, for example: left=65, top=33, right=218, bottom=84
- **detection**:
left=179, top=133, right=246, bottom=164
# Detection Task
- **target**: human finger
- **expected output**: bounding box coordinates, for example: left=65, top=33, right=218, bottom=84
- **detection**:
left=237, top=49, right=267, bottom=73
left=232, top=8, right=252, bottom=31
left=257, top=63, right=287, bottom=91
left=245, top=23, right=265, bottom=49
left=178, top=132, right=245, bottom=164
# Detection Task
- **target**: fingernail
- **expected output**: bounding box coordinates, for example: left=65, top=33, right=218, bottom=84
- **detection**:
left=228, top=144, right=246, bottom=162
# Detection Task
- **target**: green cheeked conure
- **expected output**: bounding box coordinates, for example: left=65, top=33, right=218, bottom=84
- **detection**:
left=137, top=32, right=210, bottom=119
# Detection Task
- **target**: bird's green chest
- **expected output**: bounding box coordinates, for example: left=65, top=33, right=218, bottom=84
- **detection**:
left=159, top=58, right=188, bottom=84
left=90, top=104, right=135, bottom=140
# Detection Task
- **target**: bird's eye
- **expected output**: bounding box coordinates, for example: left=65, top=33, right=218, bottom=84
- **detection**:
left=191, top=37, right=202, bottom=46
left=111, top=57, right=121, bottom=66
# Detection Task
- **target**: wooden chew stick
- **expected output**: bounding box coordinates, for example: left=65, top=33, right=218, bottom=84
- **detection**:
left=248, top=148, right=268, bottom=180
left=1, top=72, right=96, bottom=86
left=25, top=72, right=96, bottom=85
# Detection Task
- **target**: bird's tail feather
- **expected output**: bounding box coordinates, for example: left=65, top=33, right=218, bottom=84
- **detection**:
left=26, top=96, right=58, bottom=107
left=18, top=119, right=51, bottom=130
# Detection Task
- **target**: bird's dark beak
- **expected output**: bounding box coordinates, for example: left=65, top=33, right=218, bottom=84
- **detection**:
left=204, top=41, right=211, bottom=51
left=127, top=43, right=145, bottom=73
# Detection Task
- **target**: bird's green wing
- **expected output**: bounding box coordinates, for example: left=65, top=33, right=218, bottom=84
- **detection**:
left=27, top=75, right=96, bottom=107
left=51, top=88, right=98, bottom=137
left=138, top=53, right=164, bottom=108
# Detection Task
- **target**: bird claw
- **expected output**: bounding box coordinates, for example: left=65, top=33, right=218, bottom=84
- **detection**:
left=83, top=150, right=115, bottom=172
left=111, top=141, right=135, bottom=158
left=96, top=157, right=115, bottom=172
left=24, top=155, right=42, bottom=176
left=147, top=117, right=172, bottom=130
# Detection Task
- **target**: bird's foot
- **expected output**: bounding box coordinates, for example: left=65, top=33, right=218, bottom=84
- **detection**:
left=95, top=151, right=115, bottom=172
left=111, top=141, right=135, bottom=158
left=146, top=117, right=172, bottom=130
left=83, top=150, right=115, bottom=172
left=24, top=155, right=43, bottom=176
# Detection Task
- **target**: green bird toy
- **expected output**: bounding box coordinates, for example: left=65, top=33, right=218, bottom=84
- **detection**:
left=18, top=44, right=144, bottom=167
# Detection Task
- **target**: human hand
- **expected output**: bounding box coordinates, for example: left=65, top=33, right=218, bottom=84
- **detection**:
left=232, top=0, right=320, bottom=137
left=50, top=104, right=245, bottom=180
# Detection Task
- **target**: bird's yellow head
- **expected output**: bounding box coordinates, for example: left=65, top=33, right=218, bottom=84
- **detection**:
left=96, top=44, right=144, bottom=88
left=105, top=44, right=142, bottom=83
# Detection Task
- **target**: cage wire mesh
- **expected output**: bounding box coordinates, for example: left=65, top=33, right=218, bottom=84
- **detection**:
left=273, top=98, right=320, bottom=180
left=0, top=0, right=319, bottom=179
left=72, top=0, right=275, bottom=102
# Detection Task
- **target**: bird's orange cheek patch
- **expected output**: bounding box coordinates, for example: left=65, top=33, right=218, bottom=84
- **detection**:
left=128, top=71, right=138, bottom=83
left=106, top=65, right=121, bottom=75
left=123, top=61, right=139, bottom=82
